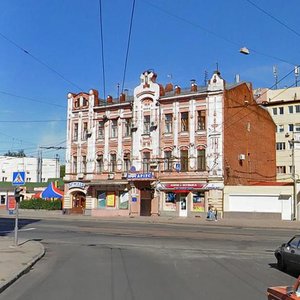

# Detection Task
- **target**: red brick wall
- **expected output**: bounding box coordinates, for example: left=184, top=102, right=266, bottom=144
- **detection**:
left=224, top=83, right=276, bottom=185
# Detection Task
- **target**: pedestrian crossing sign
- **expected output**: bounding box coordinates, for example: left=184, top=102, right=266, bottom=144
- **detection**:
left=12, top=171, right=25, bottom=186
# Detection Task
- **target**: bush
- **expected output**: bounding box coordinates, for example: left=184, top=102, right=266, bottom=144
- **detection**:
left=20, top=198, right=62, bottom=210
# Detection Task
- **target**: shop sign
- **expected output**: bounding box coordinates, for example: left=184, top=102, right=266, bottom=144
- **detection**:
left=164, top=183, right=204, bottom=190
left=127, top=173, right=153, bottom=179
left=204, top=183, right=224, bottom=190
left=68, top=182, right=85, bottom=190
left=7, top=196, right=16, bottom=211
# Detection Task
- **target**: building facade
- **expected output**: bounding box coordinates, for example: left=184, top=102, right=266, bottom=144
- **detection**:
left=64, top=71, right=276, bottom=217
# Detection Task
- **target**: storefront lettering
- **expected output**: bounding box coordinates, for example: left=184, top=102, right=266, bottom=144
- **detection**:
left=127, top=173, right=153, bottom=179
left=68, top=182, right=86, bottom=190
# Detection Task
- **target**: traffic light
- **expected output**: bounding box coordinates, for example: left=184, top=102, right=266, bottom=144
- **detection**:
left=14, top=187, right=24, bottom=203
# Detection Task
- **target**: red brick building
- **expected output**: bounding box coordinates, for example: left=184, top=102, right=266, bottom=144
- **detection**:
left=63, top=70, right=276, bottom=217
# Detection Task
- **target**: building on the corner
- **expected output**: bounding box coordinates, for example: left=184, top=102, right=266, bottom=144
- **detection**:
left=63, top=70, right=276, bottom=217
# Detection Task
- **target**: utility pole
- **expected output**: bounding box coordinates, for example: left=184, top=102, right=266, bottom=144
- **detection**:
left=290, top=137, right=300, bottom=221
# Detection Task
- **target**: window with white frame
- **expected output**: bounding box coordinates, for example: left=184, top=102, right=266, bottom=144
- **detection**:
left=296, top=105, right=300, bottom=113
left=278, top=125, right=284, bottom=133
left=98, top=121, right=104, bottom=139
left=272, top=107, right=277, bottom=115
left=165, top=114, right=173, bottom=133
left=142, top=152, right=150, bottom=172
left=144, top=116, right=150, bottom=134
left=73, top=123, right=78, bottom=141
left=111, top=120, right=118, bottom=138
left=164, top=150, right=172, bottom=171
left=180, top=150, right=189, bottom=171
left=276, top=166, right=286, bottom=174
left=124, top=153, right=130, bottom=172
left=289, top=106, right=294, bottom=113
left=289, top=124, right=294, bottom=132
left=124, top=119, right=131, bottom=137
left=295, top=123, right=300, bottom=132
left=276, top=142, right=285, bottom=150
left=181, top=112, right=189, bottom=132
left=82, top=122, right=88, bottom=140
left=279, top=107, right=284, bottom=115
left=197, top=110, right=206, bottom=130
left=197, top=149, right=206, bottom=171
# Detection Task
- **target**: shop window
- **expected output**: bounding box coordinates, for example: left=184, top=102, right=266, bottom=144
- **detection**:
left=166, top=192, right=176, bottom=203
left=197, top=110, right=206, bottom=130
left=0, top=195, right=5, bottom=205
left=119, top=192, right=129, bottom=209
left=106, top=192, right=116, bottom=207
left=181, top=112, right=189, bottom=132
left=165, top=114, right=173, bottom=133
left=97, top=191, right=106, bottom=208
left=193, top=192, right=205, bottom=212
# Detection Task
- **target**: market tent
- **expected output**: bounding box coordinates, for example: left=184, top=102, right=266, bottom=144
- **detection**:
left=34, top=182, right=64, bottom=199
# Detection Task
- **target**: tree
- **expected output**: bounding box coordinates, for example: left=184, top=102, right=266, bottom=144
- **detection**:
left=4, top=150, right=26, bottom=157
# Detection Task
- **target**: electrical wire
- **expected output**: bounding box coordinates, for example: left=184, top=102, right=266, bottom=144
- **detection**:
left=245, top=0, right=300, bottom=39
left=98, top=0, right=106, bottom=99
left=121, top=0, right=136, bottom=93
left=142, top=0, right=297, bottom=66
left=0, top=120, right=66, bottom=123
left=0, top=32, right=83, bottom=91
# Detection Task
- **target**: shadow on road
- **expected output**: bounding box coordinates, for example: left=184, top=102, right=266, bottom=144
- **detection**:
left=269, top=262, right=299, bottom=278
left=0, top=217, right=41, bottom=236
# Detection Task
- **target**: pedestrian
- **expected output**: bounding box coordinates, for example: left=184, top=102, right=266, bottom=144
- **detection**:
left=206, top=204, right=215, bottom=221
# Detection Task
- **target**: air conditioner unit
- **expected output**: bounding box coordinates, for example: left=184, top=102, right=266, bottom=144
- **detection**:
left=121, top=172, right=128, bottom=179
left=108, top=173, right=115, bottom=180
left=239, top=154, right=246, bottom=160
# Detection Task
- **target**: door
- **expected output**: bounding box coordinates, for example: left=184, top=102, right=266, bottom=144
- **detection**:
left=140, top=189, right=152, bottom=216
left=179, top=196, right=187, bottom=217
left=71, top=192, right=86, bottom=214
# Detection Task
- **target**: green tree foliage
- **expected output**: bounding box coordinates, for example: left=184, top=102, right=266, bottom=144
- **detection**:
left=4, top=150, right=26, bottom=157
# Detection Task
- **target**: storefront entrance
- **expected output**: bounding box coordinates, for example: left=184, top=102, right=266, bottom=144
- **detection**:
left=179, top=195, right=187, bottom=217
left=140, top=189, right=152, bottom=216
left=71, top=192, right=86, bottom=214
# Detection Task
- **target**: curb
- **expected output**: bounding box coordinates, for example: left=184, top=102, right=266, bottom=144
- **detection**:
left=0, top=242, right=45, bottom=294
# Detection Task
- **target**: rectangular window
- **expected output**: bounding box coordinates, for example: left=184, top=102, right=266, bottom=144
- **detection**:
left=279, top=107, right=284, bottom=115
left=197, top=110, right=206, bottom=130
left=197, top=149, right=206, bottom=171
left=73, top=156, right=77, bottom=173
left=82, top=122, right=88, bottom=140
left=180, top=150, right=189, bottom=171
left=289, top=124, right=294, bottom=132
left=289, top=106, right=294, bottom=113
left=166, top=192, right=176, bottom=203
left=276, top=142, right=285, bottom=150
left=276, top=166, right=286, bottom=174
left=278, top=125, right=284, bottom=133
left=181, top=112, right=189, bottom=132
left=0, top=195, right=5, bottom=204
left=124, top=154, right=130, bottom=172
left=96, top=155, right=103, bottom=173
left=165, top=114, right=173, bottom=133
left=295, top=123, right=300, bottom=132
left=98, top=121, right=104, bottom=139
left=296, top=105, right=300, bottom=113
left=82, top=156, right=87, bottom=173
left=144, top=116, right=150, bottom=134
left=110, top=154, right=116, bottom=172
left=142, top=152, right=150, bottom=172
left=111, top=120, right=118, bottom=138
left=272, top=108, right=277, bottom=115
left=164, top=151, right=172, bottom=171
left=73, top=123, right=78, bottom=141
left=124, top=119, right=131, bottom=137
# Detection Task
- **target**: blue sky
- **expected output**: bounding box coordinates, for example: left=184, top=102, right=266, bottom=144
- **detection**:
left=0, top=0, right=299, bottom=162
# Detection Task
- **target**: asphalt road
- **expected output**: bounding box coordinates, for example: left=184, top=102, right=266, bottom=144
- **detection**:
left=0, top=218, right=298, bottom=300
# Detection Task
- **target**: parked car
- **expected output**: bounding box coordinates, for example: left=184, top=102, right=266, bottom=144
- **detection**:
left=267, top=276, right=300, bottom=299
left=275, top=235, right=300, bottom=271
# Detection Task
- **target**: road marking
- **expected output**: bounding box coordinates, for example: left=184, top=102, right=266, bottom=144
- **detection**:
left=0, top=227, right=36, bottom=234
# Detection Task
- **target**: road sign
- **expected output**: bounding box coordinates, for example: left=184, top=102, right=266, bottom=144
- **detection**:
left=12, top=171, right=25, bottom=186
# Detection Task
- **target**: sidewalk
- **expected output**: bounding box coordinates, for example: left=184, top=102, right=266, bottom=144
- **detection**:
left=0, top=237, right=45, bottom=293
left=0, top=209, right=299, bottom=294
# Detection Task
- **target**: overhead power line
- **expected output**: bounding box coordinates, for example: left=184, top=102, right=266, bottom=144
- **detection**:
left=121, top=0, right=136, bottom=93
left=245, top=0, right=300, bottom=38
left=0, top=120, right=66, bottom=123
left=0, top=32, right=83, bottom=91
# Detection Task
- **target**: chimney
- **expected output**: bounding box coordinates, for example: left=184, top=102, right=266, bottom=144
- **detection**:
left=235, top=74, right=240, bottom=83
left=107, top=95, right=113, bottom=104
left=174, top=85, right=181, bottom=95
left=190, top=79, right=197, bottom=92
left=165, top=83, right=173, bottom=92
left=119, top=93, right=126, bottom=103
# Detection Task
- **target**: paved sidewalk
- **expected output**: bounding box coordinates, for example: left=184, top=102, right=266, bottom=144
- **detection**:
left=0, top=237, right=45, bottom=293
